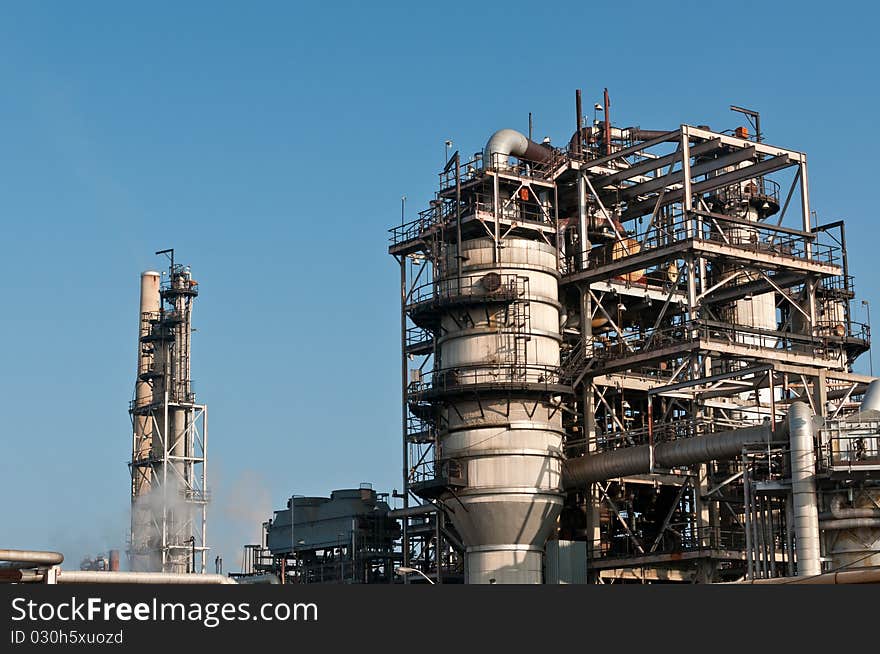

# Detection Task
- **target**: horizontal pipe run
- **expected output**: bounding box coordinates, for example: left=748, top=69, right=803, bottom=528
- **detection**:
left=57, top=571, right=236, bottom=585
left=562, top=424, right=781, bottom=488
left=0, top=549, right=64, bottom=566
left=819, top=518, right=880, bottom=530
left=388, top=504, right=437, bottom=519
left=0, top=569, right=46, bottom=583
left=726, top=566, right=880, bottom=585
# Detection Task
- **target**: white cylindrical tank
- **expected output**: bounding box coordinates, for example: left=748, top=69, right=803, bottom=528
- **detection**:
left=435, top=237, right=563, bottom=583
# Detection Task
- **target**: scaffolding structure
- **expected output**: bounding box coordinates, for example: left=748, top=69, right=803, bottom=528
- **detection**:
left=390, top=93, right=876, bottom=583
left=129, top=250, right=209, bottom=574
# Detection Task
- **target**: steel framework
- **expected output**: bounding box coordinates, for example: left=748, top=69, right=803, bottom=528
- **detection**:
left=390, top=93, right=875, bottom=582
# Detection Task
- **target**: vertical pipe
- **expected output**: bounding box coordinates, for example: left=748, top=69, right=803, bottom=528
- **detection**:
left=681, top=127, right=693, bottom=237
left=201, top=407, right=207, bottom=574
left=528, top=112, right=533, bottom=142
left=603, top=88, right=611, bottom=156
left=789, top=401, right=822, bottom=576
left=455, top=151, right=462, bottom=280
left=399, top=257, right=409, bottom=580
left=785, top=498, right=795, bottom=577
left=768, top=498, right=777, bottom=577
left=799, top=160, right=817, bottom=331
left=751, top=475, right=761, bottom=577
left=493, top=172, right=501, bottom=263
left=743, top=459, right=754, bottom=579
left=435, top=510, right=442, bottom=584
left=574, top=89, right=583, bottom=156
left=756, top=494, right=766, bottom=578
left=577, top=173, right=588, bottom=271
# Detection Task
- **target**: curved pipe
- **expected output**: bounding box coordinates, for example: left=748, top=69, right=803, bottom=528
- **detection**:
left=0, top=549, right=64, bottom=566
left=562, top=403, right=822, bottom=576
left=483, top=129, right=553, bottom=168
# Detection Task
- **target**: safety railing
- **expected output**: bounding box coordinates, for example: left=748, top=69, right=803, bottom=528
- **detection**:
left=708, top=177, right=781, bottom=208
left=817, top=274, right=855, bottom=296
left=814, top=319, right=870, bottom=343
left=129, top=391, right=198, bottom=412
left=406, top=272, right=526, bottom=308
left=407, top=362, right=567, bottom=399
left=470, top=192, right=553, bottom=226
left=590, top=319, right=844, bottom=367
left=577, top=415, right=758, bottom=452
left=563, top=210, right=841, bottom=279
left=439, top=154, right=484, bottom=190
left=481, top=150, right=565, bottom=182
left=819, top=418, right=880, bottom=470
left=588, top=526, right=747, bottom=560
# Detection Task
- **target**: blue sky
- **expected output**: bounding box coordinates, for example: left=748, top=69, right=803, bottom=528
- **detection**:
left=1, top=1, right=877, bottom=569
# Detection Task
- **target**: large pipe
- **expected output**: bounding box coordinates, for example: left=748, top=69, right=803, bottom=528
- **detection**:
left=562, top=403, right=822, bottom=576
left=820, top=495, right=880, bottom=521
left=562, top=424, right=780, bottom=488
left=482, top=129, right=553, bottom=169
left=57, top=570, right=236, bottom=585
left=726, top=566, right=880, bottom=584
left=788, top=401, right=822, bottom=576
left=819, top=518, right=880, bottom=530
left=388, top=504, right=437, bottom=519
left=0, top=549, right=64, bottom=566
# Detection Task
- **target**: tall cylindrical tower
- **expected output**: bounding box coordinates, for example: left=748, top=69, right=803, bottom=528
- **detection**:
left=129, top=253, right=208, bottom=574
left=431, top=237, right=565, bottom=583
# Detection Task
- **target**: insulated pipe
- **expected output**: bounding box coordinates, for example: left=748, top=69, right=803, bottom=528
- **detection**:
left=788, top=401, right=822, bottom=576
left=819, top=518, right=880, bottom=530
left=57, top=570, right=236, bottom=584
left=726, top=566, right=880, bottom=584
left=0, top=549, right=64, bottom=566
left=820, top=495, right=880, bottom=521
left=482, top=129, right=553, bottom=169
left=0, top=569, right=45, bottom=583
left=562, top=424, right=780, bottom=488
left=388, top=504, right=437, bottom=519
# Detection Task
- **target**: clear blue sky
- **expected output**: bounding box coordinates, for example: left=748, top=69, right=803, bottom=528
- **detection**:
left=1, top=1, right=877, bottom=569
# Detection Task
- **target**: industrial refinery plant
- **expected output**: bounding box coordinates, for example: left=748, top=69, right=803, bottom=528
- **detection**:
left=5, top=91, right=880, bottom=586
left=380, top=91, right=880, bottom=584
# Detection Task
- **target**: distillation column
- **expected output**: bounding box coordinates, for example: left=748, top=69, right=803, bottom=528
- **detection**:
left=435, top=234, right=564, bottom=584
left=129, top=256, right=208, bottom=574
